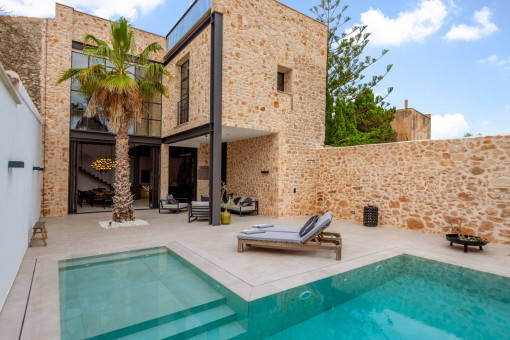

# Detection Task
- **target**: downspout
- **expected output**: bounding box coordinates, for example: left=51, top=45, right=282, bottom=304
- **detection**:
left=42, top=18, right=48, bottom=216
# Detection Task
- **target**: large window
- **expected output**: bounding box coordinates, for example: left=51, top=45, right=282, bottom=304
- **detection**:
left=177, top=60, right=189, bottom=125
left=70, top=51, right=162, bottom=136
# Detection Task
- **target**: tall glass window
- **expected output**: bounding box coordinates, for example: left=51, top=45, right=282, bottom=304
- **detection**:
left=70, top=51, right=162, bottom=137
left=177, top=60, right=189, bottom=125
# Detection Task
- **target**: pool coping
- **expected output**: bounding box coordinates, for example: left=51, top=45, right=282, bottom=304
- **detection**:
left=18, top=240, right=510, bottom=339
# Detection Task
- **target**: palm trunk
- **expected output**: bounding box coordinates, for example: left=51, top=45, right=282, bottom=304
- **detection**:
left=112, top=118, right=134, bottom=222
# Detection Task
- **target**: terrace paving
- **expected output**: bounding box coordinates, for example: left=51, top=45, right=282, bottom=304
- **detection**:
left=1, top=209, right=509, bottom=339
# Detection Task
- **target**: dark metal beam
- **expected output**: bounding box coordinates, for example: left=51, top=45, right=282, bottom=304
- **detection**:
left=209, top=12, right=223, bottom=226
left=162, top=123, right=212, bottom=144
left=69, top=130, right=163, bottom=146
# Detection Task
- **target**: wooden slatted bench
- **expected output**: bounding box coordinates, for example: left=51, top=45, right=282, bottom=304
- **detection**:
left=29, top=221, right=47, bottom=247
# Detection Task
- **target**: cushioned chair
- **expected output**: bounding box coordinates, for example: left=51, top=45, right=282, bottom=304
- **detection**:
left=159, top=196, right=189, bottom=213
left=189, top=201, right=209, bottom=223
left=226, top=195, right=259, bottom=216
left=237, top=212, right=342, bottom=260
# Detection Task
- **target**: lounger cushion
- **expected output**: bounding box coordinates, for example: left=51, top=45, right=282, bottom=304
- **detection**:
left=241, top=197, right=253, bottom=207
left=252, top=224, right=274, bottom=229
left=192, top=201, right=209, bottom=207
left=160, top=196, right=168, bottom=204
left=233, top=196, right=242, bottom=205
left=300, top=212, right=333, bottom=243
left=299, top=215, right=319, bottom=236
left=237, top=231, right=302, bottom=243
left=162, top=202, right=188, bottom=210
left=166, top=195, right=177, bottom=205
left=257, top=226, right=300, bottom=233
left=228, top=205, right=256, bottom=212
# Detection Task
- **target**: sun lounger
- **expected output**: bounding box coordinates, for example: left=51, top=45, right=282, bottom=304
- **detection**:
left=238, top=212, right=342, bottom=260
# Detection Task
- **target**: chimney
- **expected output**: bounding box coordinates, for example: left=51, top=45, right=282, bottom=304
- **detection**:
left=405, top=100, right=408, bottom=109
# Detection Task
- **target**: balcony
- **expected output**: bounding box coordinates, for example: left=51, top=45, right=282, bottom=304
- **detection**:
left=167, top=0, right=212, bottom=53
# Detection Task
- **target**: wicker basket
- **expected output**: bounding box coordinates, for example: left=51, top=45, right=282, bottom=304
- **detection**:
left=363, top=206, right=378, bottom=227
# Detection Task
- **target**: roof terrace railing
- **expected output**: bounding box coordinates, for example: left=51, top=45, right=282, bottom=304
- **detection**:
left=166, top=0, right=212, bottom=52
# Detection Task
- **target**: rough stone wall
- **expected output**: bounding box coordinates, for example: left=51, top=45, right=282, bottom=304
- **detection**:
left=197, top=143, right=210, bottom=198
left=315, top=135, right=510, bottom=245
left=392, top=108, right=431, bottom=141
left=0, top=16, right=45, bottom=112
left=226, top=134, right=279, bottom=217
left=213, top=0, right=327, bottom=217
left=162, top=26, right=211, bottom=138
left=41, top=4, right=167, bottom=216
left=160, top=144, right=169, bottom=198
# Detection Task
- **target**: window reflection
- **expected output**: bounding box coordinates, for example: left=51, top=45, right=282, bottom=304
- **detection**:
left=69, top=51, right=162, bottom=136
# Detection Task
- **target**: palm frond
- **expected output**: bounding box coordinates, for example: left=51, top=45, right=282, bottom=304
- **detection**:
left=138, top=42, right=163, bottom=65
left=57, top=68, right=87, bottom=84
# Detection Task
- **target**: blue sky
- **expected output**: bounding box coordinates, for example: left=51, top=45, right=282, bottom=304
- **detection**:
left=4, top=0, right=510, bottom=138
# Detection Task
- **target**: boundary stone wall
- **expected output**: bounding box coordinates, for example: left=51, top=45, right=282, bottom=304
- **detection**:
left=315, top=135, right=510, bottom=244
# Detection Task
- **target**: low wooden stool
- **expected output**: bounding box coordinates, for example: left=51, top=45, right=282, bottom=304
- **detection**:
left=29, top=221, right=47, bottom=247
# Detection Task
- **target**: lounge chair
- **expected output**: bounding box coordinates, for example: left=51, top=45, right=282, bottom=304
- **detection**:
left=188, top=201, right=209, bottom=222
left=237, top=212, right=342, bottom=260
left=225, top=196, right=259, bottom=216
left=159, top=196, right=189, bottom=213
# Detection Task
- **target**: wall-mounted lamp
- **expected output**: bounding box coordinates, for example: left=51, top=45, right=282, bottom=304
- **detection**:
left=261, top=170, right=270, bottom=174
left=8, top=161, right=24, bottom=168
left=33, top=166, right=44, bottom=171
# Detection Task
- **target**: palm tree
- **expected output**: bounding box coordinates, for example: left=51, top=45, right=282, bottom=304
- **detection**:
left=58, top=18, right=172, bottom=222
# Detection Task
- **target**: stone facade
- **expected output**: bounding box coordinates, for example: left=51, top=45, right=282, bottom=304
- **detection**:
left=227, top=134, right=279, bottom=217
left=315, top=135, right=510, bottom=245
left=0, top=16, right=45, bottom=112
left=215, top=0, right=328, bottom=217
left=197, top=143, right=210, bottom=198
left=162, top=26, right=211, bottom=137
left=391, top=101, right=431, bottom=141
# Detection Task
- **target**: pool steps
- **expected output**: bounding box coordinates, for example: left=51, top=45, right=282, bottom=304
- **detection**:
left=63, top=248, right=247, bottom=339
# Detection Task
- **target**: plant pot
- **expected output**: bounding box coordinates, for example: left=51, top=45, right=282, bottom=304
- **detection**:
left=221, top=210, right=231, bottom=225
left=446, top=234, right=487, bottom=253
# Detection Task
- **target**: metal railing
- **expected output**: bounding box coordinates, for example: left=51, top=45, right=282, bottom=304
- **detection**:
left=166, top=0, right=212, bottom=52
left=177, top=97, right=189, bottom=126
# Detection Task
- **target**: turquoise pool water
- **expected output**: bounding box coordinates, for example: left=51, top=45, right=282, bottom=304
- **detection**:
left=59, top=249, right=510, bottom=339
left=59, top=247, right=248, bottom=339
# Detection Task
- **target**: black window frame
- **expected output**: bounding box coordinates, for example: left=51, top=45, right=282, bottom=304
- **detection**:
left=177, top=60, right=190, bottom=125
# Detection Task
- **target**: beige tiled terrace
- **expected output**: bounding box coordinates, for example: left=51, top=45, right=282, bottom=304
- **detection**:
left=1, top=210, right=510, bottom=339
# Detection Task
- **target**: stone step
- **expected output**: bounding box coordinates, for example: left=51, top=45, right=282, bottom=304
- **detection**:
left=117, top=305, right=238, bottom=340
left=188, top=321, right=248, bottom=340
left=86, top=296, right=227, bottom=339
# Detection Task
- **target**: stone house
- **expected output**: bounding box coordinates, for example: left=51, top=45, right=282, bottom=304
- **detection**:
left=0, top=0, right=327, bottom=224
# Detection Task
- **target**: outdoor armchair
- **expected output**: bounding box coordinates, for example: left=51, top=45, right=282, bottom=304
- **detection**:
left=159, top=196, right=189, bottom=214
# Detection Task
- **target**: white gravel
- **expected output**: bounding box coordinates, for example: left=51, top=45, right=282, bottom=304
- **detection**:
left=99, top=219, right=149, bottom=229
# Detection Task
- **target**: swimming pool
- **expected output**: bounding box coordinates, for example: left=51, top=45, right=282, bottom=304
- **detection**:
left=59, top=249, right=510, bottom=339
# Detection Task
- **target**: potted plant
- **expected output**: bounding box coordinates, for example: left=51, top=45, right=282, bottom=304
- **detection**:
left=443, top=218, right=488, bottom=253
left=221, top=181, right=233, bottom=225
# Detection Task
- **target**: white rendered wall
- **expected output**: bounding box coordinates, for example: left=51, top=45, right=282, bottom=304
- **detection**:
left=0, top=67, right=43, bottom=312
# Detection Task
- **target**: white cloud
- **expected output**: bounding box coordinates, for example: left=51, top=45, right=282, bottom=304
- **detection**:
left=431, top=113, right=470, bottom=139
left=359, top=0, right=448, bottom=46
left=478, top=55, right=499, bottom=64
left=2, top=0, right=164, bottom=20
left=478, top=55, right=510, bottom=72
left=444, top=7, right=498, bottom=41
left=505, top=105, right=510, bottom=111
